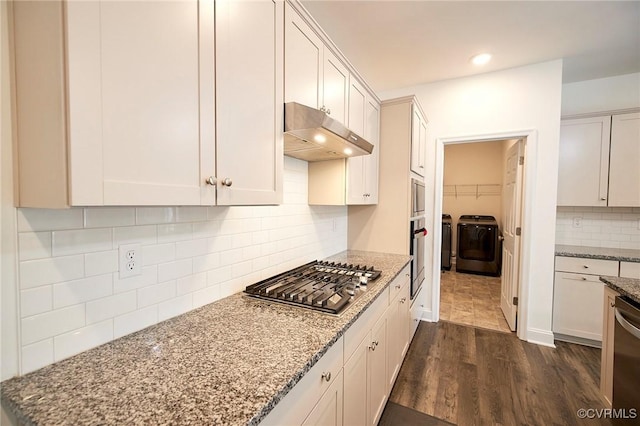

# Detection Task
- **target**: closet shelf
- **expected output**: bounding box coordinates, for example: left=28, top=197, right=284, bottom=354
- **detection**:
left=443, top=184, right=501, bottom=199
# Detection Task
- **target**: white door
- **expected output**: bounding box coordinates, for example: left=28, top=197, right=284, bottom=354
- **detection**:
left=500, top=139, right=524, bottom=331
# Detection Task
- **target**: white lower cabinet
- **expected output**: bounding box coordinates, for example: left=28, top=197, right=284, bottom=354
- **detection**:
left=302, top=370, right=344, bottom=426
left=261, top=267, right=417, bottom=426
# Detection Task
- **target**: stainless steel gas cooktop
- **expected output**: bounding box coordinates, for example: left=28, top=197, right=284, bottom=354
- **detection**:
left=244, top=260, right=381, bottom=315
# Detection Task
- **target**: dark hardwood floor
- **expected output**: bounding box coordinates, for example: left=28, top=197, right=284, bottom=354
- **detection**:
left=387, top=321, right=611, bottom=425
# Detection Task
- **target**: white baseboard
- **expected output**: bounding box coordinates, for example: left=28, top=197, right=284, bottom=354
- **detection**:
left=526, top=327, right=556, bottom=347
left=420, top=308, right=435, bottom=322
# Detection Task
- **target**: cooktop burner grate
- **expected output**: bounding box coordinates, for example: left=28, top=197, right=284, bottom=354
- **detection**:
left=244, top=260, right=381, bottom=315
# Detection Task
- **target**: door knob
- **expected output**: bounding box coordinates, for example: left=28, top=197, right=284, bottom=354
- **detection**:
left=221, top=178, right=233, bottom=187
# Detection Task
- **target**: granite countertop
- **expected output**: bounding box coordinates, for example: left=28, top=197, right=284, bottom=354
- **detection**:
left=1, top=250, right=411, bottom=426
left=555, top=245, right=640, bottom=262
left=600, top=276, right=640, bottom=305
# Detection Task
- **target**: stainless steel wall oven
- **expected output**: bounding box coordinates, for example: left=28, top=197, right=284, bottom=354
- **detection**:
left=410, top=217, right=426, bottom=299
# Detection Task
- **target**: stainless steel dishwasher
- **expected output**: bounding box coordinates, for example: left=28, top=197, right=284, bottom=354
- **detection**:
left=613, top=296, right=640, bottom=420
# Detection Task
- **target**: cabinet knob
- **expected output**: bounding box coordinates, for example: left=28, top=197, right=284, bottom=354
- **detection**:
left=581, top=277, right=587, bottom=281
left=395, top=285, right=401, bottom=289
left=321, top=372, right=331, bottom=382
left=405, top=273, right=410, bottom=277
left=611, top=302, right=615, bottom=308
left=601, top=197, right=606, bottom=201
left=583, top=265, right=589, bottom=269
left=205, top=176, right=217, bottom=186
left=327, top=108, right=331, bottom=115
left=368, top=344, right=375, bottom=351
left=221, top=178, right=233, bottom=187
left=419, top=165, right=424, bottom=168
left=400, top=298, right=407, bottom=304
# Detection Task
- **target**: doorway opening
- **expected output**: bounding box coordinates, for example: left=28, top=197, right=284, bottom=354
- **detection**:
left=437, top=137, right=526, bottom=334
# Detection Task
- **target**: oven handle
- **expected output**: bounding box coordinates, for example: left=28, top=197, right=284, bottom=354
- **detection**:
left=615, top=307, right=640, bottom=340
left=413, top=228, right=427, bottom=237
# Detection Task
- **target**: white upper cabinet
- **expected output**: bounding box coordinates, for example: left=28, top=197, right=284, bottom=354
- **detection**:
left=322, top=49, right=350, bottom=124
left=347, top=96, right=380, bottom=205
left=608, top=112, right=640, bottom=207
left=284, top=3, right=323, bottom=109
left=13, top=0, right=283, bottom=207
left=410, top=105, right=427, bottom=176
left=557, top=115, right=611, bottom=207
left=215, top=0, right=283, bottom=205
left=558, top=113, right=639, bottom=207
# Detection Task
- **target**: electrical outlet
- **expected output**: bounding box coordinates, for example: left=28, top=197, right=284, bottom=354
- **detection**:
left=119, top=243, right=142, bottom=279
left=572, top=217, right=583, bottom=228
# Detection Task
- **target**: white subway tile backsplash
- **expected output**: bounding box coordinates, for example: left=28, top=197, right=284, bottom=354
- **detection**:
left=21, top=339, right=54, bottom=375
left=556, top=206, right=640, bottom=249
left=84, top=207, right=136, bottom=228
left=158, top=223, right=193, bottom=244
left=193, top=253, right=220, bottom=273
left=113, top=266, right=158, bottom=293
left=158, top=294, right=193, bottom=322
left=114, top=305, right=158, bottom=339
left=53, top=274, right=113, bottom=309
left=18, top=208, right=83, bottom=232
left=135, top=207, right=176, bottom=225
left=192, top=285, right=221, bottom=309
left=18, top=232, right=52, bottom=261
left=14, top=158, right=348, bottom=374
left=22, top=304, right=85, bottom=345
left=176, top=206, right=207, bottom=223
left=54, top=320, right=113, bottom=362
left=86, top=291, right=137, bottom=325
left=85, top=250, right=119, bottom=277
left=21, top=286, right=53, bottom=318
left=157, top=259, right=192, bottom=282
left=20, top=255, right=85, bottom=289
left=113, top=225, right=157, bottom=246
left=138, top=281, right=176, bottom=308
left=175, top=239, right=208, bottom=259
left=177, top=272, right=207, bottom=296
left=143, top=243, right=176, bottom=266
left=52, top=228, right=113, bottom=257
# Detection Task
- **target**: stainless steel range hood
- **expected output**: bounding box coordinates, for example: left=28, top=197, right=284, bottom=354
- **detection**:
left=284, top=102, right=374, bottom=162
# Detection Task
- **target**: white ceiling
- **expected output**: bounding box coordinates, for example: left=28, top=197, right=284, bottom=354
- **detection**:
left=302, top=1, right=640, bottom=92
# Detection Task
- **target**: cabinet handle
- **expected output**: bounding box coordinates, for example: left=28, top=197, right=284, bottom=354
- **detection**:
left=419, top=165, right=424, bottom=168
left=205, top=176, right=217, bottom=186
left=368, top=345, right=375, bottom=351
left=583, top=265, right=589, bottom=269
left=321, top=372, right=331, bottom=382
left=221, top=178, right=233, bottom=187
left=400, top=298, right=407, bottom=304
left=601, top=197, right=606, bottom=201
left=611, top=302, right=615, bottom=308
left=327, top=108, right=331, bottom=115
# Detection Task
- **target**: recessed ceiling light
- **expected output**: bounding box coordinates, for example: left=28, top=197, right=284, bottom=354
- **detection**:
left=471, top=53, right=492, bottom=66
left=343, top=148, right=353, bottom=155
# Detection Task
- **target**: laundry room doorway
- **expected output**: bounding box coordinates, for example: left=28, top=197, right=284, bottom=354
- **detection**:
left=437, top=137, right=526, bottom=334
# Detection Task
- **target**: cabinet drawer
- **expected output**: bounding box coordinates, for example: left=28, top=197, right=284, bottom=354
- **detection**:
left=389, top=265, right=410, bottom=302
left=555, top=256, right=618, bottom=276
left=344, top=288, right=389, bottom=363
left=261, top=337, right=344, bottom=426
left=620, top=262, right=640, bottom=279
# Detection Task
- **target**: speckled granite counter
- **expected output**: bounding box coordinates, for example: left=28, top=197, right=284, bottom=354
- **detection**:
left=600, top=276, right=640, bottom=305
left=555, top=245, right=640, bottom=262
left=1, top=250, right=410, bottom=426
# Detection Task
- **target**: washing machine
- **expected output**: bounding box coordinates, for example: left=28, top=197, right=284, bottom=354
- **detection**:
left=456, top=215, right=502, bottom=276
left=441, top=214, right=452, bottom=271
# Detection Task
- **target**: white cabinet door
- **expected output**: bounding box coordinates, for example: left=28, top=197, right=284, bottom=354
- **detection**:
left=302, top=370, right=344, bottom=426
left=363, top=97, right=380, bottom=205
left=348, top=78, right=367, bottom=136
left=608, top=112, right=640, bottom=207
left=343, top=336, right=368, bottom=426
left=346, top=157, right=366, bottom=204
left=386, top=295, right=402, bottom=391
left=322, top=50, right=349, bottom=125
left=284, top=3, right=322, bottom=108
left=67, top=0, right=210, bottom=206
left=552, top=272, right=604, bottom=341
left=410, top=105, right=426, bottom=177
left=215, top=0, right=283, bottom=205
left=368, top=314, right=388, bottom=426
left=557, top=116, right=611, bottom=206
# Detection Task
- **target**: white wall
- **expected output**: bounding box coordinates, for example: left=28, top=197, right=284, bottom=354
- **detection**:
left=561, top=72, right=640, bottom=117
left=443, top=140, right=505, bottom=250
left=380, top=60, right=563, bottom=346
left=4, top=157, right=347, bottom=376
